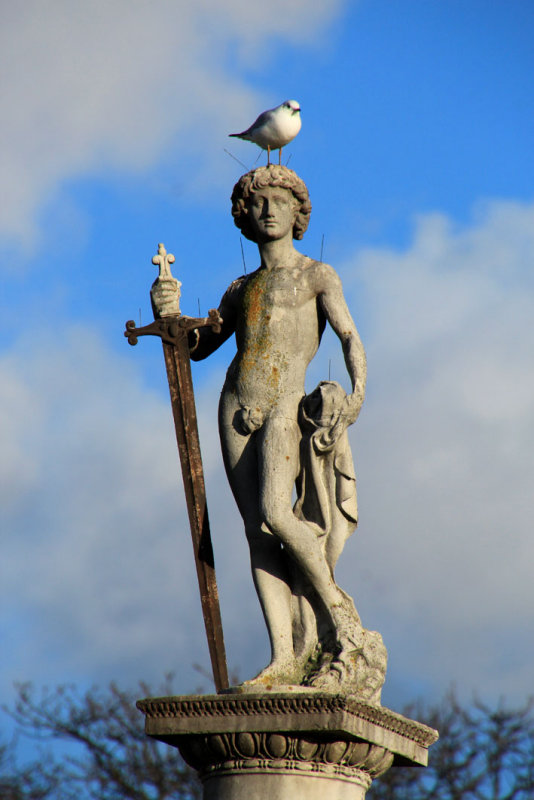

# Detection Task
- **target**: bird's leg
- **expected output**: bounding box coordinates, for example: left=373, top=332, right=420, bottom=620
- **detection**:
left=267, top=145, right=271, bottom=166
left=278, top=147, right=283, bottom=165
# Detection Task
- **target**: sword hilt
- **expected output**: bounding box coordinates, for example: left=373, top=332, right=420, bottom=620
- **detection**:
left=124, top=310, right=222, bottom=347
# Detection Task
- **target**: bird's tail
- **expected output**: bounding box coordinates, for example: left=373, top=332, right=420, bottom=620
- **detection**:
left=229, top=132, right=250, bottom=141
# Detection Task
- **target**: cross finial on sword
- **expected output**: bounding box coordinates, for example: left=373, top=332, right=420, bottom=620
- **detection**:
left=152, top=242, right=176, bottom=280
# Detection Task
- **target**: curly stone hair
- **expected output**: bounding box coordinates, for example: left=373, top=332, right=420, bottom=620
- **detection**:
left=231, top=165, right=312, bottom=242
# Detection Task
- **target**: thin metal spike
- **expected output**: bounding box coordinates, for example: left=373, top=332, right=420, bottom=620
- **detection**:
left=320, top=234, right=325, bottom=262
left=240, top=238, right=247, bottom=274
left=223, top=148, right=248, bottom=170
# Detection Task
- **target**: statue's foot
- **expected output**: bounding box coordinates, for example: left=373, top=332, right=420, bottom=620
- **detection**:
left=241, top=658, right=303, bottom=689
left=304, top=596, right=366, bottom=693
left=307, top=663, right=343, bottom=692
left=307, top=641, right=360, bottom=690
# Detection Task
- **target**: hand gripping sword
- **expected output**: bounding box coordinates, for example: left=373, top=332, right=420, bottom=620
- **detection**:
left=124, top=244, right=229, bottom=692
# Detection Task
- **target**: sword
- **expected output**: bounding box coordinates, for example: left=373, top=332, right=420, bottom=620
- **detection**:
left=124, top=244, right=229, bottom=693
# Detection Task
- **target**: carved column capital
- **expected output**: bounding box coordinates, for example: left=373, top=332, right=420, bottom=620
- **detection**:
left=137, top=692, right=438, bottom=799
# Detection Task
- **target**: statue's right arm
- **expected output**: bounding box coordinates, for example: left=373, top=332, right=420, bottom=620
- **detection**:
left=189, top=278, right=241, bottom=361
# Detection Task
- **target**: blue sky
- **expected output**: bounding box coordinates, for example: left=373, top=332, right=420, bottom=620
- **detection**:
left=2, top=0, right=533, bottom=717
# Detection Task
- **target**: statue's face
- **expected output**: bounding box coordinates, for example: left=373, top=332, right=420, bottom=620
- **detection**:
left=246, top=186, right=297, bottom=242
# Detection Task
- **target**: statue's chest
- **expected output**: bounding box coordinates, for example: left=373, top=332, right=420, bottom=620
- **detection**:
left=241, top=269, right=314, bottom=324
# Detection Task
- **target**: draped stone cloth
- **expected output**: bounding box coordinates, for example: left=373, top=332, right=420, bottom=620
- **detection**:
left=291, top=381, right=387, bottom=703
left=291, top=381, right=358, bottom=660
left=294, top=380, right=358, bottom=572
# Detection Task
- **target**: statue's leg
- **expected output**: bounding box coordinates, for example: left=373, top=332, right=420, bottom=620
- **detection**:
left=218, top=395, right=295, bottom=677
left=258, top=416, right=362, bottom=650
left=325, top=514, right=355, bottom=577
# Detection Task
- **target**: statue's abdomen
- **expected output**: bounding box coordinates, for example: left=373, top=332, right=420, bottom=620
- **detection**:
left=230, top=270, right=320, bottom=411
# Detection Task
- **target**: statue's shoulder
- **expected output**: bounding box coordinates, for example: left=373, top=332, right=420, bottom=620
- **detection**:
left=301, top=257, right=341, bottom=289
left=222, top=271, right=256, bottom=302
left=229, top=268, right=263, bottom=290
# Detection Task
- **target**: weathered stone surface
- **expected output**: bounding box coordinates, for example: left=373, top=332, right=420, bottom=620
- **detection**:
left=137, top=692, right=438, bottom=799
left=191, top=165, right=386, bottom=700
left=150, top=243, right=181, bottom=318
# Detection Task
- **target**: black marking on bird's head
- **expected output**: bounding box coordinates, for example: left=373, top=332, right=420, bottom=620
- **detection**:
left=283, top=99, right=301, bottom=114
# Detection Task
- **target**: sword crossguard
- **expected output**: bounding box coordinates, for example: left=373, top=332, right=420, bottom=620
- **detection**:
left=124, top=310, right=222, bottom=347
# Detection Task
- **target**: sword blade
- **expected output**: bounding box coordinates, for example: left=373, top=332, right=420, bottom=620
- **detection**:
left=161, top=336, right=229, bottom=693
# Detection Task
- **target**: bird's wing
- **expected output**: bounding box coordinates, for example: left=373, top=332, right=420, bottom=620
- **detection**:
left=247, top=109, right=273, bottom=133
left=229, top=108, right=274, bottom=139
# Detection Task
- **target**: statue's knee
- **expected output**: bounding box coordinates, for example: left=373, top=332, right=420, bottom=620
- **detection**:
left=245, top=521, right=274, bottom=547
left=260, top=506, right=292, bottom=542
left=247, top=501, right=286, bottom=538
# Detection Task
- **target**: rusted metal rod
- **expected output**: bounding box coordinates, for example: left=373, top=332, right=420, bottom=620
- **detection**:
left=125, top=313, right=229, bottom=692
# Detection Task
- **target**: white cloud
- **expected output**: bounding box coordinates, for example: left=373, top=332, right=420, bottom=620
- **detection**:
left=2, top=198, right=533, bottom=705
left=0, top=0, right=344, bottom=250
left=335, top=198, right=534, bottom=703
left=0, top=328, right=255, bottom=692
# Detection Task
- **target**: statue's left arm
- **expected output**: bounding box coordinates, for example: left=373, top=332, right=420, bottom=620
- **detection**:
left=317, top=264, right=367, bottom=443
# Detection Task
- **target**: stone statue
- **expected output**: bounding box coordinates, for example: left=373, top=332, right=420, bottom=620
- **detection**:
left=132, top=168, right=437, bottom=799
left=190, top=165, right=386, bottom=703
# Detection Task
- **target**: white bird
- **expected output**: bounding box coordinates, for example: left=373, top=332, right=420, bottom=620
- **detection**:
left=229, top=100, right=302, bottom=165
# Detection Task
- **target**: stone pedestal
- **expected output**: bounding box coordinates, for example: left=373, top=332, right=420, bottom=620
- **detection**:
left=137, top=692, right=438, bottom=799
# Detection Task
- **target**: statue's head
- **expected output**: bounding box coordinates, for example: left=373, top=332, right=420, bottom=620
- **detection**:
left=231, top=165, right=312, bottom=243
